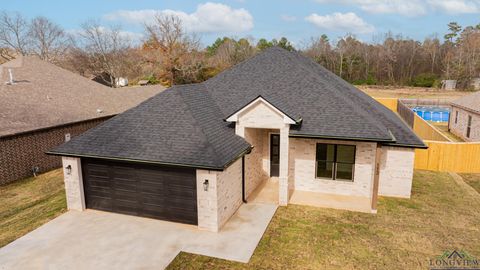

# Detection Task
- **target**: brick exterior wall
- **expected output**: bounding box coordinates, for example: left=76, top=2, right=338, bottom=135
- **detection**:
left=196, top=158, right=243, bottom=232
left=378, top=146, right=415, bottom=198
left=289, top=138, right=377, bottom=198
left=244, top=128, right=269, bottom=198
left=0, top=117, right=110, bottom=185
left=233, top=99, right=291, bottom=205
left=449, top=106, right=480, bottom=142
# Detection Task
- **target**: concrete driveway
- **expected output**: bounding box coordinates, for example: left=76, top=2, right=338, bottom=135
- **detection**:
left=0, top=203, right=277, bottom=270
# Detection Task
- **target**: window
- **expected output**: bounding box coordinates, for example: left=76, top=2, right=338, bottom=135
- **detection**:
left=467, top=115, right=472, bottom=138
left=316, top=144, right=355, bottom=181
left=455, top=111, right=458, bottom=124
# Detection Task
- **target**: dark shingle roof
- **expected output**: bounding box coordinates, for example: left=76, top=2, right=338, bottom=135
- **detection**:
left=50, top=85, right=251, bottom=169
left=0, top=56, right=164, bottom=137
left=50, top=47, right=425, bottom=169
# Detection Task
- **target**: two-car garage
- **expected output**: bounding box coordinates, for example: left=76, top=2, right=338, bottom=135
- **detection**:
left=81, top=158, right=198, bottom=225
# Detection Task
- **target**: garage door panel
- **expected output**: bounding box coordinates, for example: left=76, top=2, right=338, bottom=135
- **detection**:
left=114, top=189, right=138, bottom=202
left=113, top=177, right=137, bottom=191
left=88, top=197, right=112, bottom=211
left=82, top=159, right=197, bottom=225
left=138, top=181, right=165, bottom=194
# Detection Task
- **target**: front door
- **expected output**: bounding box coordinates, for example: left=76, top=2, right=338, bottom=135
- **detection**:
left=270, top=134, right=280, bottom=177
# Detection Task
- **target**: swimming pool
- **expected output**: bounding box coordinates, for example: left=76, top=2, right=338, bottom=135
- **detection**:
left=412, top=106, right=450, bottom=122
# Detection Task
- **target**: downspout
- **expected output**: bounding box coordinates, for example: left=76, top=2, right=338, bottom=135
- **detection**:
left=242, top=156, right=247, bottom=203
left=371, top=144, right=382, bottom=213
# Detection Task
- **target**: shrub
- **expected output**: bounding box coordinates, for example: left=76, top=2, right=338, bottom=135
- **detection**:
left=410, top=73, right=437, bottom=87
left=352, top=74, right=377, bottom=85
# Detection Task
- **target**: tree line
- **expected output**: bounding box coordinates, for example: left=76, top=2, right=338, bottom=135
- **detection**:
left=1, top=11, right=479, bottom=89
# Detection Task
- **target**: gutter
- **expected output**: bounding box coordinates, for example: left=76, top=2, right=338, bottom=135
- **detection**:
left=46, top=151, right=226, bottom=171
left=0, top=115, right=114, bottom=139
left=289, top=133, right=395, bottom=143
left=381, top=142, right=428, bottom=149
left=242, top=156, right=247, bottom=203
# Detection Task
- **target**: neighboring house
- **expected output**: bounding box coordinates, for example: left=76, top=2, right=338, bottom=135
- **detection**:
left=92, top=72, right=129, bottom=88
left=0, top=56, right=164, bottom=184
left=449, top=91, right=480, bottom=141
left=49, top=47, right=426, bottom=232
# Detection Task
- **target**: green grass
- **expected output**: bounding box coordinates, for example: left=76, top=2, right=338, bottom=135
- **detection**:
left=167, top=170, right=480, bottom=270
left=459, top=173, right=480, bottom=194
left=0, top=169, right=67, bottom=248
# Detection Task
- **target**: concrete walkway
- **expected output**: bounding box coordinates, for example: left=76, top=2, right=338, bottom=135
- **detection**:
left=0, top=203, right=277, bottom=270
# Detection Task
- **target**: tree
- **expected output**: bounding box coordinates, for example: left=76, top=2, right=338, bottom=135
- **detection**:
left=77, top=20, right=133, bottom=87
left=256, top=38, right=272, bottom=50
left=144, top=14, right=201, bottom=86
left=29, top=16, right=70, bottom=62
left=0, top=11, right=30, bottom=60
left=444, top=22, right=462, bottom=43
left=273, top=37, right=295, bottom=51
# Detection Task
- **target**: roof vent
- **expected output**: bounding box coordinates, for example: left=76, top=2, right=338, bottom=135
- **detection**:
left=96, top=109, right=103, bottom=114
left=5, top=68, right=15, bottom=85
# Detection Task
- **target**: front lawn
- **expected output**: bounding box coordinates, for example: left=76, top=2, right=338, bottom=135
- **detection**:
left=459, top=173, right=480, bottom=194
left=167, top=170, right=480, bottom=270
left=0, top=169, right=66, bottom=248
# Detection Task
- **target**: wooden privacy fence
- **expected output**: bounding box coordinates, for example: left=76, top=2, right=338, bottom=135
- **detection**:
left=374, top=97, right=480, bottom=173
left=415, top=141, right=480, bottom=172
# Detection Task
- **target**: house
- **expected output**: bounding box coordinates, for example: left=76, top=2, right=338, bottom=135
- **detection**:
left=48, top=47, right=426, bottom=232
left=449, top=91, right=480, bottom=141
left=0, top=56, right=164, bottom=184
left=92, top=72, right=129, bottom=87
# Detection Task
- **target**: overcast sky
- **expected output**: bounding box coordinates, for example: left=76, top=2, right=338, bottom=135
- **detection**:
left=3, top=0, right=480, bottom=47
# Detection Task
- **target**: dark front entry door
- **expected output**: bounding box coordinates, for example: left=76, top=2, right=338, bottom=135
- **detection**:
left=270, top=134, right=280, bottom=177
left=82, top=158, right=198, bottom=225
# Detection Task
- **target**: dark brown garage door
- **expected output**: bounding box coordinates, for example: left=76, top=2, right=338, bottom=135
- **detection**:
left=82, top=158, right=197, bottom=225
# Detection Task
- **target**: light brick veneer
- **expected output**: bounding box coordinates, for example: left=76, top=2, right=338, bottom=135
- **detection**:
left=449, top=106, right=480, bottom=141
left=378, top=146, right=415, bottom=198
left=289, top=138, right=376, bottom=198
left=62, top=156, right=85, bottom=211
left=196, top=158, right=242, bottom=232
left=234, top=99, right=291, bottom=205
left=244, top=128, right=268, bottom=198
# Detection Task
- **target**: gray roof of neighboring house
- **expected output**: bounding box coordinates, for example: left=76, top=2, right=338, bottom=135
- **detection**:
left=50, top=47, right=425, bottom=169
left=451, top=91, right=480, bottom=114
left=0, top=56, right=164, bottom=137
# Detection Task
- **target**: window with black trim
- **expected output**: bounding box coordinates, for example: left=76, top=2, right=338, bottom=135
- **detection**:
left=455, top=111, right=458, bottom=124
left=316, top=143, right=356, bottom=181
left=467, top=115, right=472, bottom=138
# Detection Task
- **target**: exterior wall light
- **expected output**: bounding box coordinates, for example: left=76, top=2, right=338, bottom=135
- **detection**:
left=65, top=165, right=72, bottom=175
left=203, top=179, right=209, bottom=191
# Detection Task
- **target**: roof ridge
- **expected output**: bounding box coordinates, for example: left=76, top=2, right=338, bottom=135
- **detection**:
left=285, top=50, right=393, bottom=140
left=175, top=83, right=227, bottom=167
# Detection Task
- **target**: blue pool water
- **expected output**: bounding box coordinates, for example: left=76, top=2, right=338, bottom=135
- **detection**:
left=412, top=106, right=450, bottom=122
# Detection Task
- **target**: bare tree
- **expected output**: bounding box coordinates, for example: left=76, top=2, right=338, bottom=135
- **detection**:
left=0, top=11, right=30, bottom=60
left=29, top=16, right=70, bottom=62
left=77, top=20, right=132, bottom=87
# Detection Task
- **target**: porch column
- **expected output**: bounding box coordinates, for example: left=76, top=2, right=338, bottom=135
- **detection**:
left=279, top=124, right=290, bottom=205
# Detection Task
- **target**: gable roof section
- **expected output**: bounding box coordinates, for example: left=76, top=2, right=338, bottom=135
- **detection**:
left=50, top=85, right=252, bottom=170
left=205, top=47, right=415, bottom=144
left=0, top=56, right=164, bottom=137
left=451, top=91, right=480, bottom=114
left=225, top=96, right=297, bottom=124
left=51, top=47, right=425, bottom=169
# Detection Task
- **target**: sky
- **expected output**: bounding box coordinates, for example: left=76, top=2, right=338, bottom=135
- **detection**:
left=2, top=0, right=480, bottom=47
